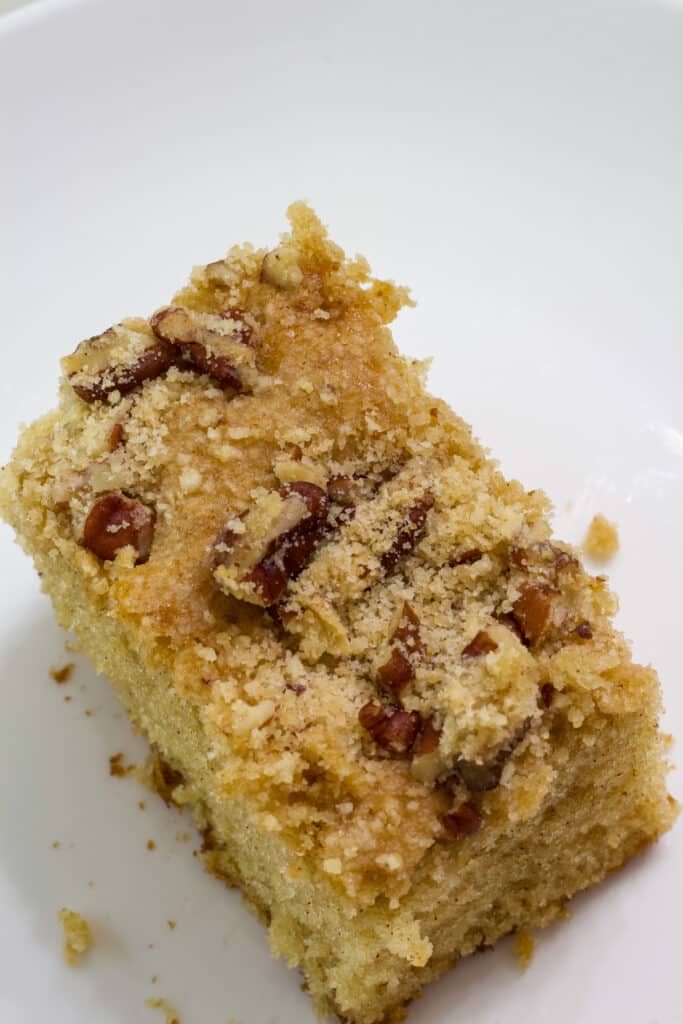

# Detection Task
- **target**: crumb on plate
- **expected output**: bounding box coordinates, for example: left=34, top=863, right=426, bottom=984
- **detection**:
left=145, top=997, right=180, bottom=1023
left=109, top=752, right=136, bottom=777
left=58, top=907, right=92, bottom=966
left=513, top=928, right=535, bottom=970
left=582, top=514, right=619, bottom=560
left=50, top=662, right=74, bottom=684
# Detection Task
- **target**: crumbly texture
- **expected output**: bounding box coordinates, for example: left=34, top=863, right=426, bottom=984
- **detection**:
left=58, top=908, right=93, bottom=966
left=2, top=205, right=676, bottom=1024
left=145, top=997, right=181, bottom=1024
left=583, top=514, right=620, bottom=560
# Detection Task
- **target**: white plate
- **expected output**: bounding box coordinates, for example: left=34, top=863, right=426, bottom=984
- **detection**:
left=1, top=1, right=682, bottom=1022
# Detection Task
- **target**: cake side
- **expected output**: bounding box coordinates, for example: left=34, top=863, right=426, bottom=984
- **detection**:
left=0, top=204, right=677, bottom=1023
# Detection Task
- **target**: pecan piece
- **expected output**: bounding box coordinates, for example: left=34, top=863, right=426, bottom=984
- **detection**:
left=81, top=492, right=155, bottom=564
left=453, top=757, right=504, bottom=793
left=510, top=542, right=578, bottom=580
left=493, top=610, right=526, bottom=643
left=359, top=703, right=421, bottom=755
left=326, top=474, right=380, bottom=525
left=63, top=325, right=174, bottom=403
left=411, top=716, right=445, bottom=784
left=381, top=494, right=434, bottom=573
left=151, top=305, right=256, bottom=391
left=327, top=475, right=358, bottom=508
left=539, top=682, right=556, bottom=708
left=454, top=717, right=533, bottom=793
left=377, top=602, right=423, bottom=696
left=462, top=630, right=498, bottom=659
left=443, top=802, right=483, bottom=839
left=449, top=547, right=483, bottom=567
left=413, top=716, right=441, bottom=757
left=376, top=649, right=414, bottom=694
left=512, top=583, right=558, bottom=647
left=108, top=420, right=125, bottom=452
left=212, top=482, right=328, bottom=606
left=261, top=246, right=303, bottom=290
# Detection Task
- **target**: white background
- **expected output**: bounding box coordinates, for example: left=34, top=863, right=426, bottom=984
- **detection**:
left=1, top=1, right=681, bottom=1022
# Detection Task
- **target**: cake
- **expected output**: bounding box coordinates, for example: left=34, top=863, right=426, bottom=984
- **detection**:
left=1, top=204, right=676, bottom=1023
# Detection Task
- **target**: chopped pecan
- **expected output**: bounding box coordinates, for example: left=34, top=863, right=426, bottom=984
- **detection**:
left=453, top=717, right=532, bottom=793
left=413, top=716, right=441, bottom=757
left=377, top=602, right=423, bottom=695
left=493, top=610, right=526, bottom=643
left=212, top=482, right=329, bottom=606
left=449, top=547, right=483, bottom=567
left=327, top=474, right=361, bottom=512
left=151, top=305, right=256, bottom=391
left=63, top=325, right=174, bottom=403
left=359, top=703, right=421, bottom=755
left=575, top=619, right=593, bottom=639
left=261, top=246, right=303, bottom=289
left=453, top=757, right=504, bottom=793
left=539, top=682, right=556, bottom=708
left=462, top=630, right=498, bottom=659
left=326, top=474, right=380, bottom=524
left=108, top=420, right=125, bottom=451
left=381, top=494, right=434, bottom=573
left=81, top=492, right=155, bottom=564
left=376, top=649, right=414, bottom=694
left=443, top=802, right=483, bottom=839
left=512, top=583, right=558, bottom=647
left=392, top=602, right=423, bottom=654
left=510, top=542, right=578, bottom=580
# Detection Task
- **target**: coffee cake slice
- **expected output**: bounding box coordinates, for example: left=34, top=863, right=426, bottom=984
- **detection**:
left=1, top=204, right=676, bottom=1023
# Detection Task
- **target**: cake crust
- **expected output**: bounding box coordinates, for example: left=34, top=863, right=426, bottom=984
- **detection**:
left=1, top=204, right=676, bottom=1023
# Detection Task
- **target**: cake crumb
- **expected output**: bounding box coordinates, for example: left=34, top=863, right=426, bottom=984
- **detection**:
left=51, top=840, right=60, bottom=849
left=64, top=695, right=72, bottom=702
left=175, top=831, right=190, bottom=843
left=139, top=800, right=147, bottom=810
left=513, top=928, right=535, bottom=971
left=135, top=753, right=184, bottom=807
left=145, top=997, right=180, bottom=1024
left=167, top=919, right=176, bottom=930
left=147, top=839, right=157, bottom=851
left=151, top=975, right=158, bottom=984
left=109, top=752, right=136, bottom=777
left=50, top=662, right=74, bottom=684
left=582, top=514, right=619, bottom=560
left=58, top=908, right=93, bottom=966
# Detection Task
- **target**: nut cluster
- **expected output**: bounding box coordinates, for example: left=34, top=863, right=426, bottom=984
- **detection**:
left=150, top=306, right=257, bottom=392
left=63, top=325, right=174, bottom=403
left=212, top=482, right=329, bottom=607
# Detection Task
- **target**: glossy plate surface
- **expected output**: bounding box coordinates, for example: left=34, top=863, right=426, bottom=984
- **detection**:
left=1, top=2, right=681, bottom=1021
